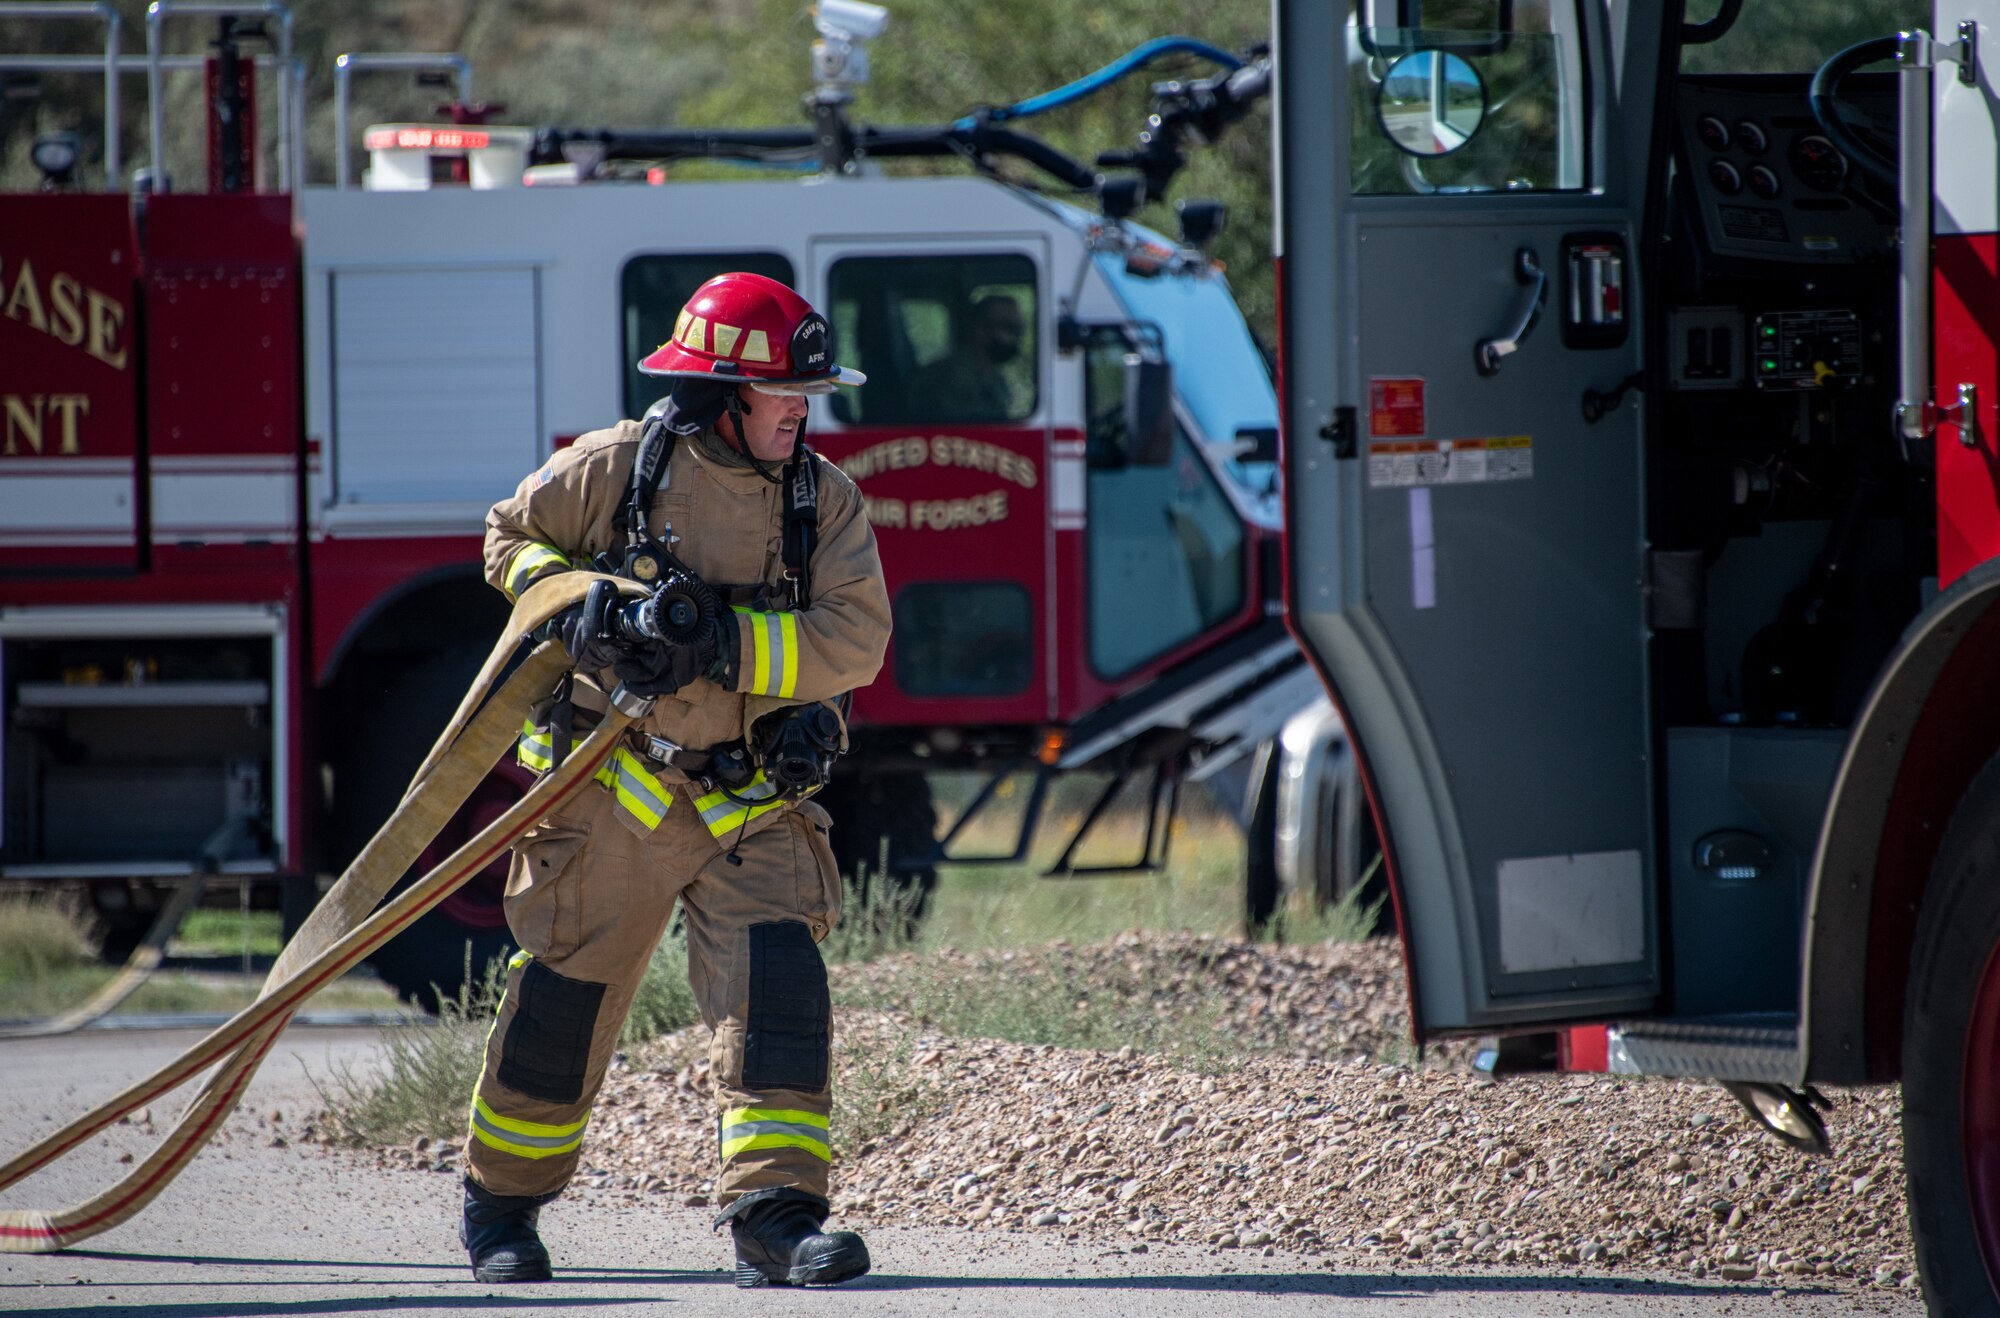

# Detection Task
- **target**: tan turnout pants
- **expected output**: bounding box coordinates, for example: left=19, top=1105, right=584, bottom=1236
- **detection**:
left=464, top=770, right=842, bottom=1211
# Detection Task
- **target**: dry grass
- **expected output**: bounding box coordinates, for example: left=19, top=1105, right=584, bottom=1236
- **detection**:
left=313, top=963, right=499, bottom=1147
left=313, top=935, right=698, bottom=1145
left=0, top=893, right=97, bottom=983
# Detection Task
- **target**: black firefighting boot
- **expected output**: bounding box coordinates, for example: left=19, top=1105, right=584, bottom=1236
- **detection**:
left=723, top=1188, right=871, bottom=1287
left=459, top=1176, right=556, bottom=1282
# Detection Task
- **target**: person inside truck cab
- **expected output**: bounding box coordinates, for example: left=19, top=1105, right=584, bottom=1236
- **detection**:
left=465, top=272, right=890, bottom=1289
left=910, top=291, right=1026, bottom=422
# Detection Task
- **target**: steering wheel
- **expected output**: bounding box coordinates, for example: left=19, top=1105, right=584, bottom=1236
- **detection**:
left=1808, top=37, right=1900, bottom=189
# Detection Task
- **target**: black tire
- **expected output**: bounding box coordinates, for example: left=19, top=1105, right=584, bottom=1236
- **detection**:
left=1243, top=741, right=1281, bottom=932
left=1328, top=753, right=1393, bottom=938
left=87, top=888, right=155, bottom=964
left=1902, top=747, right=2000, bottom=1314
left=817, top=769, right=938, bottom=928
left=334, top=643, right=517, bottom=1009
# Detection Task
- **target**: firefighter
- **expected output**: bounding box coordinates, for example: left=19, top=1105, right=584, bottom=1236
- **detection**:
left=461, top=272, right=890, bottom=1288
left=911, top=292, right=1026, bottom=422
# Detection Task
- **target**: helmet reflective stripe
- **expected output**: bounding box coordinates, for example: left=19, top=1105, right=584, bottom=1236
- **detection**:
left=515, top=723, right=671, bottom=831
left=732, top=607, right=800, bottom=699
left=468, top=1094, right=588, bottom=1160
left=637, top=270, right=861, bottom=387
left=719, top=1106, right=829, bottom=1163
left=505, top=542, right=569, bottom=599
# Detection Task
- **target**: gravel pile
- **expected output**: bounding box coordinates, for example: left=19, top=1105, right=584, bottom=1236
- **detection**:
left=356, top=935, right=1922, bottom=1293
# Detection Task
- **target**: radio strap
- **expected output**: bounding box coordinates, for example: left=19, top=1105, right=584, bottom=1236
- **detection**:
left=782, top=449, right=819, bottom=608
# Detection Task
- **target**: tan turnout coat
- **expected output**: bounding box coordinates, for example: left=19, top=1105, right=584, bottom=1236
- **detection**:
left=484, top=420, right=890, bottom=787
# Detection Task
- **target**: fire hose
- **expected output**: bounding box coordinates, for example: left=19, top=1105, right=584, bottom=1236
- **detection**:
left=0, top=572, right=644, bottom=1254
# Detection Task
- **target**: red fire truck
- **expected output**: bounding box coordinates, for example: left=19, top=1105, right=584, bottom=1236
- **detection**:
left=1274, top=0, right=2000, bottom=1304
left=0, top=6, right=1309, bottom=999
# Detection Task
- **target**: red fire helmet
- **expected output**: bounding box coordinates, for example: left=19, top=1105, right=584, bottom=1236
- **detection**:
left=638, top=271, right=865, bottom=394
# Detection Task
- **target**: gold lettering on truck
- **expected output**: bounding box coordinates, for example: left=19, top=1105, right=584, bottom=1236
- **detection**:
left=0, top=253, right=130, bottom=372
left=3, top=393, right=89, bottom=456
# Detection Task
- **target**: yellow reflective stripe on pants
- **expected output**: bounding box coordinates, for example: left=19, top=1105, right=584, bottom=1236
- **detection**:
left=603, top=747, right=670, bottom=830
left=504, top=543, right=569, bottom=599
left=719, top=1106, right=829, bottom=1163
left=468, top=951, right=591, bottom=1161
left=733, top=607, right=800, bottom=699
left=515, top=725, right=669, bottom=832
left=468, top=1094, right=589, bottom=1160
left=693, top=773, right=786, bottom=840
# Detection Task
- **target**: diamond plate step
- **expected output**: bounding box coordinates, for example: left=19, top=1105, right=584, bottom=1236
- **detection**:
left=1605, top=1013, right=1800, bottom=1085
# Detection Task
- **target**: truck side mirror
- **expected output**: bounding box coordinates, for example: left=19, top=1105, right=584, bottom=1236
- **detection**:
left=1125, top=354, right=1175, bottom=466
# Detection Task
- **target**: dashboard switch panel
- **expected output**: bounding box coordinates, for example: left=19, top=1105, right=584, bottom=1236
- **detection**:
left=1750, top=310, right=1862, bottom=390
left=1670, top=307, right=1745, bottom=390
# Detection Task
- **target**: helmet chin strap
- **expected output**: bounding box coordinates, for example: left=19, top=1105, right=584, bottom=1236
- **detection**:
left=722, top=386, right=798, bottom=485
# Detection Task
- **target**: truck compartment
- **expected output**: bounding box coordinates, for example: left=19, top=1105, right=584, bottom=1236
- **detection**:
left=2, top=632, right=279, bottom=877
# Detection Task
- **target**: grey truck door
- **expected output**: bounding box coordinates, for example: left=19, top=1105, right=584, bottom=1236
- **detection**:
left=1278, top=1, right=1664, bottom=1032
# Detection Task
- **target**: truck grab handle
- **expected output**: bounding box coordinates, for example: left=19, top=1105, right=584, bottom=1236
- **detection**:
left=1474, top=246, right=1547, bottom=377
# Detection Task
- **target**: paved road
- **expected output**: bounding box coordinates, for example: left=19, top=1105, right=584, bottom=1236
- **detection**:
left=0, top=1027, right=1923, bottom=1316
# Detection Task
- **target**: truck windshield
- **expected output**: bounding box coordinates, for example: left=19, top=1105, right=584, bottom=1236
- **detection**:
left=1098, top=256, right=1279, bottom=512
left=1680, top=0, right=1924, bottom=72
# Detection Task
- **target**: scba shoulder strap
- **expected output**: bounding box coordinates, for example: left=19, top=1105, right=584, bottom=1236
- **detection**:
left=614, top=401, right=821, bottom=606
left=613, top=407, right=675, bottom=542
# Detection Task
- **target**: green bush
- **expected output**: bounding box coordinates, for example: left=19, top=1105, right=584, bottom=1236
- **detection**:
left=820, top=873, right=928, bottom=966
left=313, top=958, right=499, bottom=1146
left=621, top=931, right=699, bottom=1046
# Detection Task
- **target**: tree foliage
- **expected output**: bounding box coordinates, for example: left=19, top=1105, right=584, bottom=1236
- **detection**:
left=0, top=0, right=1274, bottom=335
left=0, top=0, right=1943, bottom=346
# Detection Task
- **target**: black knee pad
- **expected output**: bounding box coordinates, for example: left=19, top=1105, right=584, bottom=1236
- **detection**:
left=499, top=959, right=608, bottom=1104
left=743, top=920, right=830, bottom=1092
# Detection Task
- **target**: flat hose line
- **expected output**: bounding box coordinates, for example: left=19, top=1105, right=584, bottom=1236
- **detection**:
left=0, top=572, right=646, bottom=1254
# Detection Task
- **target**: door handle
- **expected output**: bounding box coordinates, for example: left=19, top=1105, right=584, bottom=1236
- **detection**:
left=1475, top=247, right=1547, bottom=376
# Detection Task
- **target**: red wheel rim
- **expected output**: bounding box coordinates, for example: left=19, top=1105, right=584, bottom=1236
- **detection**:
left=1964, top=934, right=2000, bottom=1287
left=416, top=763, right=531, bottom=932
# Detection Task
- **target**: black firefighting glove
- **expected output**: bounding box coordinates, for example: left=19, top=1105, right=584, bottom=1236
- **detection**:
left=610, top=638, right=701, bottom=697
left=609, top=576, right=725, bottom=698
left=556, top=605, right=625, bottom=675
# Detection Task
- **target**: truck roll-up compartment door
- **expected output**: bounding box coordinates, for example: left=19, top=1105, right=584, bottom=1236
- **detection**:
left=328, top=266, right=541, bottom=510
left=1276, top=0, right=1666, bottom=1033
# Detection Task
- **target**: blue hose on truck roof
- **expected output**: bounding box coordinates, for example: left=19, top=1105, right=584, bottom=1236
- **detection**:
left=954, top=35, right=1243, bottom=132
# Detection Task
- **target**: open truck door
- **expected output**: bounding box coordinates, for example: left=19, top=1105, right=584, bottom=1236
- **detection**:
left=1277, top=1, right=1665, bottom=1033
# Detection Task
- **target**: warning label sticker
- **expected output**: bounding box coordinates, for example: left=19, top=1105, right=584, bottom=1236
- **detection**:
left=1367, top=436, right=1534, bottom=488
left=1368, top=376, right=1427, bottom=438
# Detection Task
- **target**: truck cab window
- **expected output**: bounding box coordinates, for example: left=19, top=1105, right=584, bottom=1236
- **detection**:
left=622, top=252, right=794, bottom=419
left=1349, top=0, right=1586, bottom=194
left=826, top=254, right=1038, bottom=426
left=1086, top=338, right=1245, bottom=675
left=1679, top=0, right=1924, bottom=73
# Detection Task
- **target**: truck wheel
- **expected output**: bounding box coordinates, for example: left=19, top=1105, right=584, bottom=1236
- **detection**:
left=336, top=642, right=517, bottom=1009
left=1244, top=741, right=1281, bottom=932
left=819, top=770, right=938, bottom=929
left=1902, top=748, right=2000, bottom=1314
left=1329, top=753, right=1393, bottom=937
